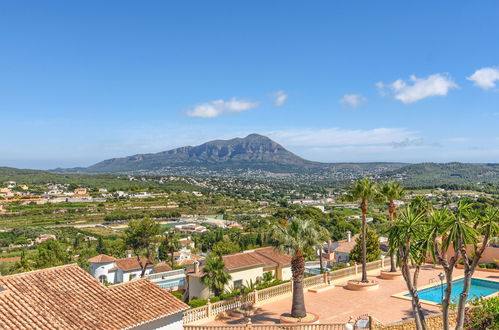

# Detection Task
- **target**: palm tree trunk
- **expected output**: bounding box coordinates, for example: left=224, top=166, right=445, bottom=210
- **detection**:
left=441, top=273, right=453, bottom=330
left=389, top=252, right=397, bottom=272
left=401, top=263, right=427, bottom=330
left=388, top=201, right=397, bottom=272
left=291, top=251, right=307, bottom=318
left=456, top=271, right=473, bottom=329
left=319, top=248, right=324, bottom=274
left=361, top=200, right=368, bottom=282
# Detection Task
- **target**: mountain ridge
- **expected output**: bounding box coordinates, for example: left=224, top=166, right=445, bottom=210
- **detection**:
left=51, top=134, right=405, bottom=176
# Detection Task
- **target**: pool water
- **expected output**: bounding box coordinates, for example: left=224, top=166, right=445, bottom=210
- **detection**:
left=154, top=278, right=185, bottom=289
left=305, top=267, right=330, bottom=275
left=406, top=278, right=499, bottom=304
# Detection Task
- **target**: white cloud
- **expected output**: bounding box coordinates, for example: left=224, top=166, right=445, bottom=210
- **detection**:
left=339, top=94, right=367, bottom=109
left=265, top=127, right=419, bottom=148
left=186, top=98, right=260, bottom=118
left=378, top=73, right=457, bottom=104
left=467, top=67, right=499, bottom=90
left=272, top=90, right=288, bottom=106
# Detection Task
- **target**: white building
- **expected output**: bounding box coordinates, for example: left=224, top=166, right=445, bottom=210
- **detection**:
left=89, top=253, right=157, bottom=284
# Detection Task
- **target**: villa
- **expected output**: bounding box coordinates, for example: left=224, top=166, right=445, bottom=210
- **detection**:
left=89, top=252, right=171, bottom=284
left=0, top=264, right=189, bottom=329
left=187, top=246, right=292, bottom=300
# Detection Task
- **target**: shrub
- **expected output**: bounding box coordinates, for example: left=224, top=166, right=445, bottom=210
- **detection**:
left=209, top=297, right=220, bottom=303
left=170, top=291, right=184, bottom=301
left=464, top=296, right=499, bottom=330
left=188, top=299, right=207, bottom=308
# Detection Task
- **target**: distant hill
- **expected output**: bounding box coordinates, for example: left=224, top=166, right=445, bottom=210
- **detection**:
left=51, top=134, right=407, bottom=179
left=381, top=162, right=499, bottom=186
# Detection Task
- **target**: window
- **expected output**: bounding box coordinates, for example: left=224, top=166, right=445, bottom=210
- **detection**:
left=129, top=273, right=137, bottom=281
left=234, top=280, right=243, bottom=288
left=98, top=275, right=107, bottom=283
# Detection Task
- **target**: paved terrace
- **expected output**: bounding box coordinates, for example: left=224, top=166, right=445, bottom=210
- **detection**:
left=202, top=266, right=497, bottom=325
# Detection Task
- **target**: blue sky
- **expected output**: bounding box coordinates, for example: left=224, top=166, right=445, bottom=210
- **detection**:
left=1, top=1, right=499, bottom=169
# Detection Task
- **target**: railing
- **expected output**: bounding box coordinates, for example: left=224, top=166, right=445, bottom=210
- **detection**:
left=303, top=273, right=326, bottom=288
left=145, top=268, right=185, bottom=280
left=256, top=282, right=292, bottom=302
left=185, top=324, right=345, bottom=330
left=184, top=305, right=210, bottom=323
left=184, top=258, right=391, bottom=324
left=366, top=260, right=382, bottom=271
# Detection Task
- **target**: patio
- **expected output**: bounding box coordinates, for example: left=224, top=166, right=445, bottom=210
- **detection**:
left=200, top=265, right=497, bottom=325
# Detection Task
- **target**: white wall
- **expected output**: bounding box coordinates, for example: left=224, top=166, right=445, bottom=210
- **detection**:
left=227, top=266, right=264, bottom=288
left=90, top=262, right=116, bottom=284
left=281, top=266, right=292, bottom=281
left=130, top=311, right=184, bottom=330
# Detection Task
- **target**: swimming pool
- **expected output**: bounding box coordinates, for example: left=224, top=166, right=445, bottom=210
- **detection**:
left=406, top=278, right=499, bottom=304
left=305, top=267, right=330, bottom=275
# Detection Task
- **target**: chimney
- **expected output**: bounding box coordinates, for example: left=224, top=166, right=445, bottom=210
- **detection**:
left=346, top=231, right=352, bottom=242
left=328, top=239, right=333, bottom=253
left=194, top=261, right=200, bottom=274
left=126, top=250, right=132, bottom=258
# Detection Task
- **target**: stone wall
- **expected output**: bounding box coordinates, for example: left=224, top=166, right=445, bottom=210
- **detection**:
left=372, top=313, right=456, bottom=330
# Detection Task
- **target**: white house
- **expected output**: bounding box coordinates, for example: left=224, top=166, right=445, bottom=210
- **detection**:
left=88, top=253, right=158, bottom=284
left=0, top=264, right=189, bottom=330
left=187, top=246, right=292, bottom=300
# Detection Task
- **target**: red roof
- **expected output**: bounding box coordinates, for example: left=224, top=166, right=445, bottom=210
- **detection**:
left=222, top=247, right=291, bottom=271
left=88, top=254, right=116, bottom=263
left=114, top=256, right=153, bottom=272
left=0, top=264, right=188, bottom=329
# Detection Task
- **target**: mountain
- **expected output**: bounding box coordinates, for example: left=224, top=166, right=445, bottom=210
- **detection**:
left=50, top=134, right=499, bottom=185
left=51, top=134, right=406, bottom=178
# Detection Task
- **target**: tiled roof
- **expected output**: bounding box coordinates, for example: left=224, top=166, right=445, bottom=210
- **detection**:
left=114, top=256, right=153, bottom=272
left=253, top=246, right=292, bottom=266
left=177, top=255, right=203, bottom=267
left=332, top=234, right=359, bottom=254
left=88, top=254, right=116, bottom=263
left=222, top=247, right=292, bottom=271
left=154, top=263, right=173, bottom=273
left=222, top=253, right=263, bottom=270
left=0, top=264, right=189, bottom=329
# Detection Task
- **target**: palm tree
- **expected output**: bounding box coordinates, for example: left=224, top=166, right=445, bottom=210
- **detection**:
left=159, top=231, right=180, bottom=268
left=381, top=182, right=406, bottom=272
left=344, top=178, right=381, bottom=282
left=426, top=206, right=456, bottom=330
left=201, top=254, right=232, bottom=297
left=271, top=217, right=327, bottom=318
left=388, top=206, right=429, bottom=330
left=455, top=204, right=497, bottom=329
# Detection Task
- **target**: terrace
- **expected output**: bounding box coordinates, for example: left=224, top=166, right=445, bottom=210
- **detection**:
left=187, top=261, right=498, bottom=327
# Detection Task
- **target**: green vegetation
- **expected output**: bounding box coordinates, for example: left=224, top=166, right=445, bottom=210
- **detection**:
left=464, top=296, right=499, bottom=330
left=201, top=254, right=232, bottom=297
left=349, top=227, right=381, bottom=264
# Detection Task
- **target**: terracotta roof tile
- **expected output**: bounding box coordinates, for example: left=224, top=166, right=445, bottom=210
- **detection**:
left=154, top=263, right=173, bottom=273
left=332, top=234, right=359, bottom=254
left=87, top=254, right=116, bottom=263
left=114, top=256, right=153, bottom=271
left=0, top=264, right=188, bottom=329
left=222, top=247, right=291, bottom=271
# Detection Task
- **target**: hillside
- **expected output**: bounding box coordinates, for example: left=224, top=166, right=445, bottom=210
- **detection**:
left=381, top=162, right=499, bottom=186
left=52, top=134, right=406, bottom=179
